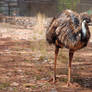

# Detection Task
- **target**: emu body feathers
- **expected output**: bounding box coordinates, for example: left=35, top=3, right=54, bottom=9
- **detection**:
left=46, top=9, right=91, bottom=86
left=46, top=10, right=90, bottom=51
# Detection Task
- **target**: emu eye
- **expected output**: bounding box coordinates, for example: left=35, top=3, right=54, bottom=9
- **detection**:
left=83, top=17, right=91, bottom=23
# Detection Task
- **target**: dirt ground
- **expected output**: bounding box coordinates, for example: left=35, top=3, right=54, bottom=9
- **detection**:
left=0, top=23, right=92, bottom=92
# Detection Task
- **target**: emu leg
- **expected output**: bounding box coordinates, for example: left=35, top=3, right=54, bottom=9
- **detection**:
left=67, top=50, right=74, bottom=86
left=53, top=46, right=59, bottom=83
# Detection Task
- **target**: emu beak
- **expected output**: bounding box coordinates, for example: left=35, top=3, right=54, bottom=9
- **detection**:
left=88, top=22, right=92, bottom=26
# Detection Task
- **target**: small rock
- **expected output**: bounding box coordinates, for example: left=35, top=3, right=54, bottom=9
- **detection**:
left=7, top=72, right=12, bottom=76
left=17, top=69, right=22, bottom=73
left=11, top=82, right=19, bottom=87
left=41, top=77, right=49, bottom=81
left=29, top=79, right=36, bottom=84
left=9, top=87, right=13, bottom=91
left=50, top=88, right=58, bottom=92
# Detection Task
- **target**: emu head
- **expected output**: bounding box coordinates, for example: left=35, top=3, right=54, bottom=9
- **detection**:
left=80, top=12, right=91, bottom=24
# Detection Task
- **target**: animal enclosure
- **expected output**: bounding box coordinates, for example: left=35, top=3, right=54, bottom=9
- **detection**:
left=0, top=0, right=92, bottom=16
left=0, top=0, right=92, bottom=92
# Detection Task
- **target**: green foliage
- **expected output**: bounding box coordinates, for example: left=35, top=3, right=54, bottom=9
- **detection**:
left=87, top=10, right=92, bottom=15
left=0, top=7, right=3, bottom=13
left=57, top=0, right=80, bottom=12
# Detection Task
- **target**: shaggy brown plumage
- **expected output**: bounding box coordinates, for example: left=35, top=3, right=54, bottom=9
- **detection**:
left=46, top=9, right=91, bottom=86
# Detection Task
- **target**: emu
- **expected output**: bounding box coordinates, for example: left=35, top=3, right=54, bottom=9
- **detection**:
left=46, top=10, right=91, bottom=86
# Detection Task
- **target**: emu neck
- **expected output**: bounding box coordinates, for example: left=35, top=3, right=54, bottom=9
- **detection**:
left=82, top=20, right=87, bottom=37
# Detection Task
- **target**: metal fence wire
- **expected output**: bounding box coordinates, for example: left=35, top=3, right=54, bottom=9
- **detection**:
left=0, top=0, right=92, bottom=16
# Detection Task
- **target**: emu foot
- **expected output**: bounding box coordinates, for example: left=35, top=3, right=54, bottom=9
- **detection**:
left=67, top=82, right=73, bottom=87
left=53, top=76, right=56, bottom=83
left=62, top=82, right=73, bottom=88
left=62, top=82, right=79, bottom=88
left=48, top=76, right=57, bottom=84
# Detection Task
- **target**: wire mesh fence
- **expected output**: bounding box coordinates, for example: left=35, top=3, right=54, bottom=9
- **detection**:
left=0, top=0, right=92, bottom=16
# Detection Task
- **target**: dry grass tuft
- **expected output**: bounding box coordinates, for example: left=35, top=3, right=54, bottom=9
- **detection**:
left=34, top=12, right=46, bottom=33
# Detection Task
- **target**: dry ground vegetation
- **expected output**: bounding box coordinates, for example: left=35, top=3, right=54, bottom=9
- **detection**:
left=0, top=13, right=92, bottom=92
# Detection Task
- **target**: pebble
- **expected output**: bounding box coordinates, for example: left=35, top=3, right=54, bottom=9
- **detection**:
left=50, top=88, right=58, bottom=92
left=11, top=82, right=19, bottom=87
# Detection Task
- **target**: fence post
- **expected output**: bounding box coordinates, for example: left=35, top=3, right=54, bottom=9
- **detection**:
left=7, top=1, right=11, bottom=16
